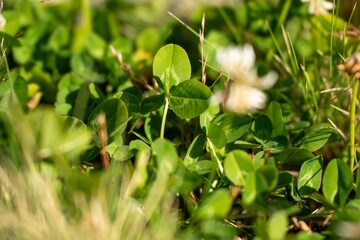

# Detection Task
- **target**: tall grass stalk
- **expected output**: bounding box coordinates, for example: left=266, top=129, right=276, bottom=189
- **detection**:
left=350, top=79, right=358, bottom=171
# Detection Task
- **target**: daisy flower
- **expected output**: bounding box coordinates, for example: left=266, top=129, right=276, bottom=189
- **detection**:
left=301, top=0, right=333, bottom=15
left=210, top=44, right=277, bottom=114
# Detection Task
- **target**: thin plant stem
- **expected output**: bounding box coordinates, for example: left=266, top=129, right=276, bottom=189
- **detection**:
left=277, top=0, right=292, bottom=29
left=350, top=79, right=359, bottom=171
left=207, top=139, right=224, bottom=174
left=160, top=97, right=169, bottom=139
left=200, top=13, right=206, bottom=84
left=97, top=114, right=110, bottom=169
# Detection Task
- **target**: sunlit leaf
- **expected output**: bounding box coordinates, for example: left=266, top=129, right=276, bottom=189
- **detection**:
left=266, top=101, right=288, bottom=138
left=111, top=145, right=136, bottom=162
left=297, top=156, right=323, bottom=195
left=296, top=123, right=333, bottom=152
left=195, top=189, right=232, bottom=219
left=152, top=138, right=179, bottom=175
left=243, top=171, right=268, bottom=206
left=224, top=150, right=255, bottom=186
left=187, top=160, right=217, bottom=175
left=323, top=159, right=352, bottom=206
left=207, top=123, right=227, bottom=149
left=153, top=44, right=191, bottom=93
left=267, top=211, right=288, bottom=240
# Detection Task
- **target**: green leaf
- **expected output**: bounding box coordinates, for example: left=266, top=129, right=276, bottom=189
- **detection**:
left=199, top=219, right=237, bottom=239
left=183, top=133, right=206, bottom=166
left=296, top=123, right=333, bottom=152
left=243, top=171, right=268, bottom=206
left=140, top=93, right=165, bottom=115
left=286, top=121, right=311, bottom=131
left=153, top=44, right=191, bottom=93
left=251, top=114, right=273, bottom=144
left=356, top=167, right=360, bottom=198
left=170, top=166, right=202, bottom=193
left=129, top=139, right=151, bottom=153
left=200, top=104, right=220, bottom=130
left=48, top=24, right=69, bottom=52
left=169, top=80, right=211, bottom=119
left=195, top=189, right=232, bottom=219
left=85, top=32, right=107, bottom=59
left=266, top=101, right=288, bottom=138
left=88, top=98, right=128, bottom=143
left=212, top=113, right=252, bottom=143
left=292, top=232, right=325, bottom=240
left=144, top=115, right=161, bottom=143
left=187, top=160, right=217, bottom=175
left=0, top=75, right=28, bottom=109
left=29, top=110, right=91, bottom=160
left=136, top=27, right=161, bottom=52
left=207, top=123, right=227, bottom=149
left=323, top=159, right=353, bottom=206
left=267, top=211, right=288, bottom=240
left=263, top=135, right=291, bottom=153
left=234, top=140, right=261, bottom=149
left=58, top=73, right=84, bottom=89
left=114, top=91, right=141, bottom=116
left=152, top=138, right=179, bottom=175
left=258, top=165, right=278, bottom=191
left=111, top=145, right=136, bottom=162
left=334, top=199, right=360, bottom=221
left=224, top=150, right=255, bottom=186
left=297, top=156, right=323, bottom=195
left=277, top=147, right=314, bottom=165
left=71, top=52, right=94, bottom=75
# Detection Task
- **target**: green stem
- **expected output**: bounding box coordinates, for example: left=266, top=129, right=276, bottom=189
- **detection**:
left=277, top=0, right=292, bottom=29
left=207, top=139, right=224, bottom=174
left=350, top=80, right=359, bottom=171
left=160, top=97, right=169, bottom=139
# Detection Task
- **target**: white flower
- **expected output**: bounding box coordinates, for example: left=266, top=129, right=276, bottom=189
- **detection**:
left=301, top=0, right=333, bottom=15
left=211, top=44, right=277, bottom=114
left=0, top=13, right=6, bottom=29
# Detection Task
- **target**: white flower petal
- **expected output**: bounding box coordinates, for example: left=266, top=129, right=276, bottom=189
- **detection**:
left=225, top=84, right=267, bottom=114
left=209, top=91, right=226, bottom=105
left=304, top=0, right=333, bottom=15
left=257, top=71, right=278, bottom=90
left=322, top=1, right=333, bottom=10
left=0, top=14, right=6, bottom=28
left=239, top=44, right=256, bottom=71
left=216, top=44, right=256, bottom=79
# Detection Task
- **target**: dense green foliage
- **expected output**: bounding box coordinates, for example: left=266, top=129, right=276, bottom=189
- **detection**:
left=1, top=0, right=360, bottom=239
